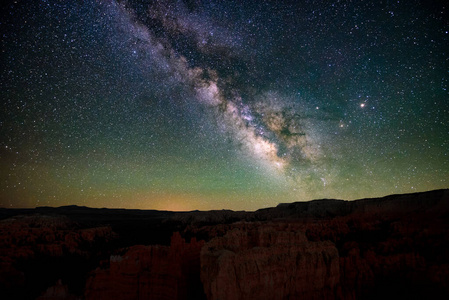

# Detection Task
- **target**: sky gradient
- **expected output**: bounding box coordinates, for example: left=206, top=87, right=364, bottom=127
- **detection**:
left=1, top=0, right=448, bottom=211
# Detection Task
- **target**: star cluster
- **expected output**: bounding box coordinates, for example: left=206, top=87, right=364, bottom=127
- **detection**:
left=1, top=0, right=448, bottom=210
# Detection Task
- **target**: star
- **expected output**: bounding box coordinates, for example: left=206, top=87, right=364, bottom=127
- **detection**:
left=0, top=0, right=447, bottom=210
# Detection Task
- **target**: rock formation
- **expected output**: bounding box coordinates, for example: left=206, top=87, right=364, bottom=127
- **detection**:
left=201, top=225, right=340, bottom=300
left=0, top=189, right=448, bottom=299
left=36, top=279, right=78, bottom=300
left=0, top=214, right=116, bottom=299
left=197, top=189, right=449, bottom=299
left=84, top=232, right=205, bottom=300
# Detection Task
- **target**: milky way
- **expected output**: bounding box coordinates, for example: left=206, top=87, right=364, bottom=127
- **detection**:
left=109, top=1, right=321, bottom=173
left=1, top=0, right=448, bottom=210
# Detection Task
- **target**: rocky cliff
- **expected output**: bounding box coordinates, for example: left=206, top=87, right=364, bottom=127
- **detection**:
left=0, top=215, right=117, bottom=299
left=197, top=189, right=449, bottom=299
left=0, top=189, right=447, bottom=299
left=201, top=224, right=340, bottom=300
left=84, top=232, right=205, bottom=300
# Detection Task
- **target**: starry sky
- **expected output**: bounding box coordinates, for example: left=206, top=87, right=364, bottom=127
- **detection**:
left=1, top=0, right=448, bottom=211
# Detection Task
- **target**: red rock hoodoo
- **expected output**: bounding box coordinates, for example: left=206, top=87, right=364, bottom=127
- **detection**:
left=200, top=225, right=341, bottom=300
left=85, top=232, right=205, bottom=300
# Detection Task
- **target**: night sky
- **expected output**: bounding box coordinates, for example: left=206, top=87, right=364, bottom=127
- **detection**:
left=1, top=0, right=448, bottom=211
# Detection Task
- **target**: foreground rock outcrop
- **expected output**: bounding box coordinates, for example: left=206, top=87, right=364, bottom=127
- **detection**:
left=84, top=232, right=205, bottom=300
left=0, top=189, right=448, bottom=299
left=0, top=215, right=116, bottom=299
left=201, top=225, right=340, bottom=300
left=196, top=189, right=449, bottom=300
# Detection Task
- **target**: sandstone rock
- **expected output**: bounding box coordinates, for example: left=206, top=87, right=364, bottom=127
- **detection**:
left=0, top=215, right=117, bottom=299
left=200, top=225, right=341, bottom=300
left=0, top=189, right=448, bottom=299
left=36, top=279, right=78, bottom=300
left=85, top=232, right=205, bottom=300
